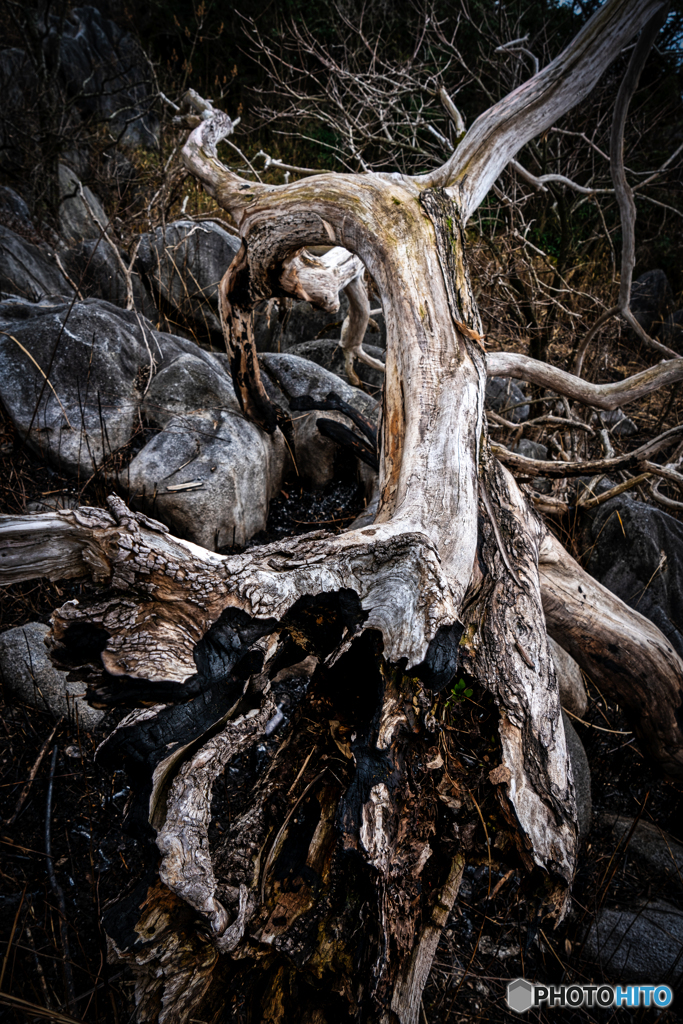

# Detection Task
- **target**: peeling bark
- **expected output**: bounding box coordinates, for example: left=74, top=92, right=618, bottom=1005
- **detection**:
left=461, top=460, right=577, bottom=888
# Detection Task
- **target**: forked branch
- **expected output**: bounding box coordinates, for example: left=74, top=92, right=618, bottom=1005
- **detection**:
left=418, top=0, right=666, bottom=219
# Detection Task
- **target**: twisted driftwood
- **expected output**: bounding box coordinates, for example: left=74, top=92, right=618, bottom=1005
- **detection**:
left=1, top=1, right=679, bottom=1021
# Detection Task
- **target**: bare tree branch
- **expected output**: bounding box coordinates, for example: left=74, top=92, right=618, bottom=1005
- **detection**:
left=573, top=6, right=674, bottom=373
left=487, top=349, right=683, bottom=410
left=417, top=0, right=666, bottom=218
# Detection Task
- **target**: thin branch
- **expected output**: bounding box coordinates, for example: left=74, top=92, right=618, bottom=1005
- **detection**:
left=45, top=746, right=75, bottom=1011
left=414, top=0, right=667, bottom=218
left=439, top=86, right=465, bottom=135
left=574, top=6, right=670, bottom=374
left=487, top=350, right=683, bottom=410
left=509, top=159, right=609, bottom=195
left=493, top=421, right=683, bottom=478
left=495, top=35, right=540, bottom=76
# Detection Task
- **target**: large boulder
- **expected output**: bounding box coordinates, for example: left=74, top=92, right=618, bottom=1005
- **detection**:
left=56, top=6, right=158, bottom=148
left=254, top=296, right=386, bottom=354
left=0, top=225, right=72, bottom=301
left=0, top=298, right=151, bottom=472
left=0, top=186, right=35, bottom=234
left=587, top=496, right=683, bottom=659
left=584, top=901, right=683, bottom=985
left=286, top=338, right=385, bottom=391
left=58, top=163, right=109, bottom=243
left=0, top=622, right=103, bottom=729
left=127, top=351, right=378, bottom=549
left=596, top=407, right=638, bottom=438
left=0, top=297, right=378, bottom=550
left=259, top=352, right=378, bottom=492
left=513, top=438, right=551, bottom=494
left=136, top=220, right=241, bottom=347
left=127, top=352, right=288, bottom=550
left=62, top=238, right=155, bottom=315
left=259, top=352, right=378, bottom=425
left=485, top=376, right=529, bottom=423
left=0, top=7, right=157, bottom=192
left=629, top=269, right=674, bottom=337
left=606, top=815, right=683, bottom=888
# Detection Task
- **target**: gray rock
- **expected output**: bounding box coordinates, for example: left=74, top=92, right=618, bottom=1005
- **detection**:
left=630, top=269, right=674, bottom=337
left=662, top=308, right=683, bottom=353
left=254, top=295, right=386, bottom=354
left=0, top=224, right=72, bottom=301
left=260, top=352, right=379, bottom=492
left=127, top=407, right=288, bottom=551
left=61, top=148, right=91, bottom=181
left=256, top=297, right=346, bottom=354
left=573, top=475, right=618, bottom=501
left=598, top=407, right=638, bottom=437
left=26, top=492, right=80, bottom=514
left=0, top=9, right=157, bottom=184
left=56, top=6, right=159, bottom=149
left=514, top=439, right=548, bottom=461
left=606, top=815, right=683, bottom=887
left=562, top=710, right=591, bottom=836
left=0, top=297, right=72, bottom=325
left=0, top=297, right=379, bottom=549
left=136, top=219, right=241, bottom=347
left=128, top=349, right=380, bottom=550
left=0, top=187, right=34, bottom=232
left=286, top=338, right=385, bottom=391
left=514, top=438, right=551, bottom=493
left=62, top=238, right=155, bottom=315
left=549, top=637, right=588, bottom=717
left=485, top=376, right=529, bottom=423
left=0, top=623, right=103, bottom=729
left=126, top=349, right=287, bottom=549
left=58, top=163, right=109, bottom=244
left=141, top=351, right=237, bottom=428
left=260, top=352, right=378, bottom=426
left=0, top=298, right=150, bottom=472
left=587, top=496, right=683, bottom=659
left=584, top=900, right=683, bottom=984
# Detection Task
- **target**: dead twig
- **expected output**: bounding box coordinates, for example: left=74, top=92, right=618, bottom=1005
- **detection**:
left=0, top=884, right=26, bottom=991
left=0, top=991, right=84, bottom=1024
left=6, top=718, right=64, bottom=826
left=45, top=746, right=76, bottom=1011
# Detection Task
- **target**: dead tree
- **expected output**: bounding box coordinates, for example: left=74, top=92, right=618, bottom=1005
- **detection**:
left=1, top=1, right=682, bottom=1021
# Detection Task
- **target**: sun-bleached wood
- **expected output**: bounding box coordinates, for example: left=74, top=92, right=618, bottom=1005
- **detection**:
left=539, top=529, right=683, bottom=779
left=487, top=350, right=683, bottom=410
left=1, top=4, right=680, bottom=1020
left=417, top=0, right=666, bottom=219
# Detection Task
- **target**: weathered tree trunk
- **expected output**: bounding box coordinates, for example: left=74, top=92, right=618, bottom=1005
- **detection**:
left=0, top=1, right=677, bottom=1020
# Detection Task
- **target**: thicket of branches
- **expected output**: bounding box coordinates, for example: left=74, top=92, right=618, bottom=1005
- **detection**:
left=4, top=0, right=683, bottom=379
